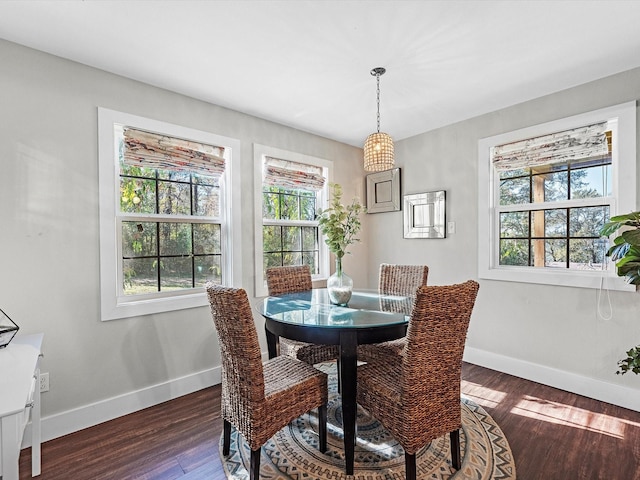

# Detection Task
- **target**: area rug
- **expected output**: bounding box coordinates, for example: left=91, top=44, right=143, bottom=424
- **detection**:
left=220, top=363, right=516, bottom=479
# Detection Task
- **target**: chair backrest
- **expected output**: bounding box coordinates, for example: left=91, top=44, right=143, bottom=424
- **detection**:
left=206, top=284, right=265, bottom=408
left=378, top=264, right=429, bottom=296
left=266, top=265, right=313, bottom=296
left=401, top=280, right=479, bottom=430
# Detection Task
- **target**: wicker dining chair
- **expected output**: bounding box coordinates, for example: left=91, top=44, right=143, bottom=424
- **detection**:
left=266, top=265, right=340, bottom=365
left=357, top=264, right=429, bottom=363
left=206, top=284, right=328, bottom=480
left=357, top=280, right=480, bottom=480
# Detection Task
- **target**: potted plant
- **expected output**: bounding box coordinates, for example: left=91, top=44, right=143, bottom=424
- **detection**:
left=599, top=211, right=640, bottom=374
left=318, top=183, right=364, bottom=305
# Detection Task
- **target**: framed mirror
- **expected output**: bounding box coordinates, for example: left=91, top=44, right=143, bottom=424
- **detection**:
left=403, top=190, right=446, bottom=238
left=366, top=167, right=401, bottom=213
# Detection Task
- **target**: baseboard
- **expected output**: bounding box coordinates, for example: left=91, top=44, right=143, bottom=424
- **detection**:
left=23, top=365, right=222, bottom=448
left=464, top=347, right=640, bottom=412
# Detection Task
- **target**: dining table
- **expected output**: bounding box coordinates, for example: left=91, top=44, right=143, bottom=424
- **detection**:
left=257, top=288, right=412, bottom=475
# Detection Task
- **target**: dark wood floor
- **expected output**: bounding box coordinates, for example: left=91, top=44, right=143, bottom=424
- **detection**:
left=19, top=363, right=640, bottom=480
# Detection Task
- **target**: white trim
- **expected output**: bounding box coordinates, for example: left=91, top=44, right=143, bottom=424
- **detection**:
left=253, top=144, right=333, bottom=298
left=478, top=102, right=637, bottom=291
left=22, top=366, right=222, bottom=448
left=98, top=108, right=243, bottom=320
left=464, top=346, right=640, bottom=412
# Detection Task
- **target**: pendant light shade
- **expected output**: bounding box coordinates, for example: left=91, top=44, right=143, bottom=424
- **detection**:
left=364, top=132, right=394, bottom=172
left=364, top=67, right=394, bottom=172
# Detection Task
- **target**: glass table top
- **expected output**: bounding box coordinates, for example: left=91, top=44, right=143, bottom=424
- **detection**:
left=259, top=289, right=412, bottom=329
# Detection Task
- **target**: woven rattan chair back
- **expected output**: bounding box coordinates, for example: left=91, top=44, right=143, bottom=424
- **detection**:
left=401, top=281, right=479, bottom=428
left=266, top=265, right=313, bottom=296
left=379, top=263, right=429, bottom=297
left=357, top=280, right=480, bottom=480
left=206, top=283, right=328, bottom=480
left=206, top=285, right=266, bottom=411
left=265, top=265, right=339, bottom=365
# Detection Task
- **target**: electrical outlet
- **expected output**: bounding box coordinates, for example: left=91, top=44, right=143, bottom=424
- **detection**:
left=39, top=372, right=49, bottom=392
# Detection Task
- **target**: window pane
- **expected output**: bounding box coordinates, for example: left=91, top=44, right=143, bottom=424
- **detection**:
left=542, top=239, right=567, bottom=268
left=499, top=239, right=530, bottom=266
left=280, top=193, right=299, bottom=220
left=193, top=223, right=221, bottom=254
left=193, top=184, right=220, bottom=217
left=158, top=181, right=191, bottom=215
left=569, top=239, right=608, bottom=269
left=542, top=171, right=568, bottom=202
left=571, top=165, right=612, bottom=199
left=264, top=253, right=283, bottom=270
left=499, top=168, right=528, bottom=179
left=283, top=226, right=301, bottom=251
left=195, top=255, right=222, bottom=286
left=543, top=209, right=567, bottom=237
left=282, top=252, right=302, bottom=266
left=571, top=164, right=613, bottom=198
left=300, top=194, right=316, bottom=221
left=263, top=192, right=279, bottom=220
left=569, top=206, right=609, bottom=237
left=159, top=223, right=192, bottom=255
left=500, top=211, right=529, bottom=238
left=302, top=227, right=318, bottom=250
left=157, top=170, right=191, bottom=182
left=263, top=226, right=282, bottom=253
left=500, top=177, right=530, bottom=205
left=123, top=258, right=158, bottom=295
left=160, top=257, right=192, bottom=291
left=122, top=222, right=157, bottom=257
left=302, top=251, right=318, bottom=274
left=120, top=163, right=156, bottom=179
left=120, top=177, right=157, bottom=214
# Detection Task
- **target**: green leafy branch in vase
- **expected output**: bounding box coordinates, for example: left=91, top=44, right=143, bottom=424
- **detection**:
left=317, top=183, right=364, bottom=262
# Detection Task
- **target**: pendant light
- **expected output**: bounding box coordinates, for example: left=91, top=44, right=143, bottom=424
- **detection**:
left=364, top=67, right=394, bottom=172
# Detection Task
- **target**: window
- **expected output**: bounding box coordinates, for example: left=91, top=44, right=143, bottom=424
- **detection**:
left=253, top=145, right=331, bottom=297
left=478, top=102, right=636, bottom=290
left=98, top=108, right=242, bottom=320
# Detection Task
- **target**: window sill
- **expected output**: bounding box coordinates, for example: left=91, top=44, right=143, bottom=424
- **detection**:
left=479, top=266, right=636, bottom=292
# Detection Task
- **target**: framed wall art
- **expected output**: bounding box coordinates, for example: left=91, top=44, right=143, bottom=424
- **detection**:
left=366, top=167, right=401, bottom=214
left=403, top=190, right=446, bottom=238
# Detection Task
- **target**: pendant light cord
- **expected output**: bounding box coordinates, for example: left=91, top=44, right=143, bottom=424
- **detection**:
left=376, top=72, right=381, bottom=133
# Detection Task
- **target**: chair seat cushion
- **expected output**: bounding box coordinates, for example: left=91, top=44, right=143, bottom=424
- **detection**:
left=280, top=338, right=339, bottom=365
left=357, top=338, right=405, bottom=363
left=252, top=356, right=327, bottom=447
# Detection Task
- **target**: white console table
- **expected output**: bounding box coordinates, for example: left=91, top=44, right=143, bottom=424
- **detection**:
left=0, top=333, right=43, bottom=479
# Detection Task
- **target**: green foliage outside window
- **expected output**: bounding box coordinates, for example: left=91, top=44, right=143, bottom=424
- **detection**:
left=119, top=161, right=222, bottom=295
left=263, top=186, right=319, bottom=274
left=498, top=161, right=611, bottom=269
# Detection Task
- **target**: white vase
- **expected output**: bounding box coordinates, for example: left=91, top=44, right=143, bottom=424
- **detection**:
left=327, top=257, right=353, bottom=306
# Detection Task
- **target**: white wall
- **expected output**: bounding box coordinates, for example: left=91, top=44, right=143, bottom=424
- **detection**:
left=0, top=39, right=367, bottom=442
left=367, top=68, right=640, bottom=410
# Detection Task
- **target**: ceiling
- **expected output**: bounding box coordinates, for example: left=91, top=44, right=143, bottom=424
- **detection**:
left=2, top=1, right=640, bottom=147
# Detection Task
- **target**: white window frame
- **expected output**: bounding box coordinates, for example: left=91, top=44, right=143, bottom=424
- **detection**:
left=253, top=144, right=332, bottom=298
left=478, top=102, right=636, bottom=291
left=98, top=108, right=243, bottom=320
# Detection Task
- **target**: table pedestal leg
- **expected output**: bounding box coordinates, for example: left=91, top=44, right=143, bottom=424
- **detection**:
left=265, top=325, right=278, bottom=359
left=339, top=331, right=357, bottom=476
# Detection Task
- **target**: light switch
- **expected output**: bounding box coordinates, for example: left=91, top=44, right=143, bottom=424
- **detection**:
left=447, top=221, right=456, bottom=234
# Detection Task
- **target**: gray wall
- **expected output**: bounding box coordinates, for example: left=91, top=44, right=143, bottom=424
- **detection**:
left=368, top=68, right=640, bottom=407
left=0, top=39, right=366, bottom=425
left=2, top=36, right=640, bottom=441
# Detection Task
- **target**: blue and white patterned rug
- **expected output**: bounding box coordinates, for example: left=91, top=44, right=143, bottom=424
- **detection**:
left=220, top=363, right=516, bottom=479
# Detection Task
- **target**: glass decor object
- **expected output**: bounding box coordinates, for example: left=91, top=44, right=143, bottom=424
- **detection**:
left=0, top=308, right=19, bottom=348
left=327, top=257, right=353, bottom=306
